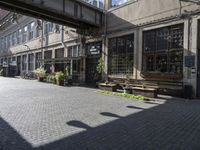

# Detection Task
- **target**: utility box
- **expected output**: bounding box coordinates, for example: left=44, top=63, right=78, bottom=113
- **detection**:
left=183, top=85, right=193, bottom=99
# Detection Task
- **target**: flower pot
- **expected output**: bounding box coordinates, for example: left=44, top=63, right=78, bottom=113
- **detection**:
left=57, top=80, right=64, bottom=86
left=38, top=77, right=44, bottom=82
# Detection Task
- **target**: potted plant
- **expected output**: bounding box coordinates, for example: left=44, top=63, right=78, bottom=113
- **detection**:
left=34, top=68, right=46, bottom=82
left=123, top=74, right=132, bottom=94
left=0, top=69, right=3, bottom=76
left=55, top=71, right=65, bottom=86
left=96, top=57, right=104, bottom=84
left=46, top=74, right=56, bottom=84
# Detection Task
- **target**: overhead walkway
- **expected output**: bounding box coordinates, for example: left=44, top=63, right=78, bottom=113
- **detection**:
left=0, top=0, right=104, bottom=29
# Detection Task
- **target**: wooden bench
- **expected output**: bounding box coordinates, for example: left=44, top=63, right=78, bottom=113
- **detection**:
left=132, top=87, right=157, bottom=98
left=108, top=77, right=184, bottom=97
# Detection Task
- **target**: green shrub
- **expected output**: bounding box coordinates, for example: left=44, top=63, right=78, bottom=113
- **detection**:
left=34, top=68, right=46, bottom=78
left=96, top=90, right=145, bottom=100
left=96, top=57, right=104, bottom=75
left=55, top=72, right=65, bottom=81
left=47, top=74, right=56, bottom=83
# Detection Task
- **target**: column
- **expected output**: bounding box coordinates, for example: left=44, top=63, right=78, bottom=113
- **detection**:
left=102, top=37, right=108, bottom=80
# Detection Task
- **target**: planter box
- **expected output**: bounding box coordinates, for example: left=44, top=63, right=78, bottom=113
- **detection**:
left=98, top=83, right=117, bottom=92
left=132, top=87, right=157, bottom=98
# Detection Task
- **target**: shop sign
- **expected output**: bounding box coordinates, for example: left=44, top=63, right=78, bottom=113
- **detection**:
left=89, top=46, right=100, bottom=55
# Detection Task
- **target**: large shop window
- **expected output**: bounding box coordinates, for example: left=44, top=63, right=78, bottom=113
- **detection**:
left=35, top=52, right=42, bottom=69
left=142, top=24, right=183, bottom=74
left=22, top=55, right=27, bottom=71
left=55, top=48, right=64, bottom=58
left=108, top=34, right=134, bottom=76
left=28, top=54, right=34, bottom=71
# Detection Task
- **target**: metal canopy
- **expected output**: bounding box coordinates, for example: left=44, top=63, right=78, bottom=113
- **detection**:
left=0, top=0, right=104, bottom=29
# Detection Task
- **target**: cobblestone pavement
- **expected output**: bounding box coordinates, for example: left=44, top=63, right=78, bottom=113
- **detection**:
left=0, top=77, right=200, bottom=150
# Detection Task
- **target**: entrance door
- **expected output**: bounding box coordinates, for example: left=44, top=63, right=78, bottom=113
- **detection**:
left=17, top=56, right=21, bottom=76
left=86, top=57, right=100, bottom=86
left=197, top=20, right=200, bottom=98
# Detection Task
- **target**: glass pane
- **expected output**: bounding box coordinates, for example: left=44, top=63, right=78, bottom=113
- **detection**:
left=156, top=28, right=169, bottom=51
left=143, top=31, right=156, bottom=52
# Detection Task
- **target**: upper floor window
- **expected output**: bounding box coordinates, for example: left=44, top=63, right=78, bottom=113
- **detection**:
left=2, top=37, right=6, bottom=49
left=0, top=38, right=2, bottom=50
left=68, top=45, right=80, bottom=57
left=12, top=32, right=17, bottom=46
left=6, top=35, right=11, bottom=49
left=29, top=22, right=35, bottom=40
left=45, top=22, right=53, bottom=34
left=23, top=26, right=28, bottom=42
left=17, top=29, right=22, bottom=44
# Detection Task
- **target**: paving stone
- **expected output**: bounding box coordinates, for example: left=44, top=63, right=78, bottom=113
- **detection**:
left=0, top=77, right=200, bottom=150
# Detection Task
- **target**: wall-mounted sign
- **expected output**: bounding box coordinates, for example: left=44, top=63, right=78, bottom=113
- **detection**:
left=89, top=46, right=100, bottom=55
left=185, top=55, right=195, bottom=68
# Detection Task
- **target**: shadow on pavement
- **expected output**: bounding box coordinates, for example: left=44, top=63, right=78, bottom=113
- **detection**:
left=1, top=100, right=200, bottom=150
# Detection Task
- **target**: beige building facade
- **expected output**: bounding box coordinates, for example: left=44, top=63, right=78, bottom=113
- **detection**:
left=1, top=0, right=200, bottom=98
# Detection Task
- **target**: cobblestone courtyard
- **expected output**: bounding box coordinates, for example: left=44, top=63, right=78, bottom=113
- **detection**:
left=0, top=77, right=200, bottom=150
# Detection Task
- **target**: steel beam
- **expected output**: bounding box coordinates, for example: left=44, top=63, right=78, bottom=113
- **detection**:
left=0, top=0, right=104, bottom=29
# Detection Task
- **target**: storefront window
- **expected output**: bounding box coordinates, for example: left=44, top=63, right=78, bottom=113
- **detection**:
left=22, top=55, right=27, bottom=71
left=143, top=24, right=183, bottom=74
left=35, top=52, right=42, bottom=69
left=44, top=50, right=52, bottom=59
left=28, top=54, right=34, bottom=71
left=55, top=48, right=64, bottom=58
left=108, top=34, right=134, bottom=76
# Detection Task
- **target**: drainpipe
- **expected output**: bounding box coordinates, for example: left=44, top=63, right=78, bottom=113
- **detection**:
left=61, top=25, right=67, bottom=48
left=179, top=0, right=182, bottom=16
left=41, top=19, right=44, bottom=68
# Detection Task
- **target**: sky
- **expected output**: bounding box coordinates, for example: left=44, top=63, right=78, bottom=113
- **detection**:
left=112, top=0, right=128, bottom=6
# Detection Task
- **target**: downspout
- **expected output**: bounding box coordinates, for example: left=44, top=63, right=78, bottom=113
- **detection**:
left=61, top=0, right=67, bottom=49
left=61, top=25, right=67, bottom=48
left=41, top=19, right=44, bottom=68
left=179, top=0, right=182, bottom=17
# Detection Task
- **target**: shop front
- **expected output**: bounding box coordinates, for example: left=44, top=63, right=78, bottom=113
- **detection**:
left=85, top=41, right=102, bottom=86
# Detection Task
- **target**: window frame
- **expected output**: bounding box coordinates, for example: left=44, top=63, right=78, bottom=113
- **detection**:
left=108, top=33, right=134, bottom=77
left=142, top=24, right=184, bottom=75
